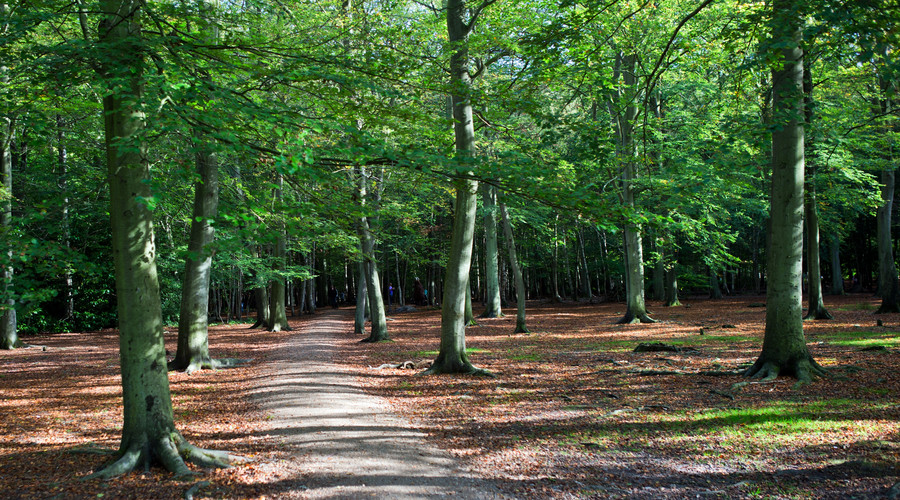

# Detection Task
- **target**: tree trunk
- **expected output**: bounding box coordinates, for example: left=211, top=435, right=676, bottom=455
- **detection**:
left=551, top=214, right=562, bottom=301
left=875, top=166, right=900, bottom=313
left=171, top=130, right=222, bottom=372
left=422, top=0, right=488, bottom=375
left=500, top=203, right=528, bottom=333
left=745, top=0, right=825, bottom=383
left=355, top=165, right=388, bottom=342
left=802, top=61, right=832, bottom=320
left=250, top=284, right=269, bottom=328
left=0, top=16, right=17, bottom=349
left=664, top=261, right=681, bottom=307
left=609, top=53, right=653, bottom=324
left=354, top=261, right=367, bottom=334
left=90, top=0, right=240, bottom=478
left=709, top=268, right=723, bottom=299
left=480, top=184, right=502, bottom=317
left=830, top=235, right=844, bottom=295
left=577, top=228, right=592, bottom=300
left=267, top=174, right=291, bottom=332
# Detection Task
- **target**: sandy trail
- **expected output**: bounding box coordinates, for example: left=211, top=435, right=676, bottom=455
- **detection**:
left=254, top=309, right=506, bottom=499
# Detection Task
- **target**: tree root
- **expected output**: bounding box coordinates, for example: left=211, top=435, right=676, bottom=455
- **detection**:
left=616, top=310, right=656, bottom=324
left=85, top=432, right=249, bottom=481
left=168, top=357, right=251, bottom=375
left=742, top=355, right=829, bottom=386
left=514, top=324, right=530, bottom=334
left=803, top=307, right=834, bottom=320
left=360, top=334, right=391, bottom=343
left=418, top=361, right=495, bottom=378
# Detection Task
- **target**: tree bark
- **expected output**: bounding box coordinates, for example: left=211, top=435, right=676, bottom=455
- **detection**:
left=90, top=0, right=241, bottom=478
left=480, top=184, right=502, bottom=317
left=355, top=165, right=388, bottom=342
left=267, top=174, right=291, bottom=332
left=609, top=53, right=654, bottom=324
left=171, top=131, right=222, bottom=371
left=830, top=235, right=844, bottom=295
left=422, top=0, right=489, bottom=376
left=354, top=261, right=367, bottom=334
left=500, top=202, right=528, bottom=333
left=745, top=0, right=825, bottom=383
left=0, top=8, right=17, bottom=349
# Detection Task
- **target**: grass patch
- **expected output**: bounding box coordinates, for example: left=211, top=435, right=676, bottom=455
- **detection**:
left=834, top=302, right=876, bottom=311
left=818, top=330, right=899, bottom=348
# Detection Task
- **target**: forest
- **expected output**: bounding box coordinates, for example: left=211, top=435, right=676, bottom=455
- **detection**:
left=1, top=0, right=899, bottom=497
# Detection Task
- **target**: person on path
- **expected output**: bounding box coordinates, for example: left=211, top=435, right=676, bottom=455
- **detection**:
left=388, top=283, right=394, bottom=306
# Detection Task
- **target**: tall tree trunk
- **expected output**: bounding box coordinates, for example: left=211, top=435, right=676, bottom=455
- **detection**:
left=480, top=184, right=502, bottom=317
left=267, top=174, right=291, bottom=332
left=830, top=235, right=844, bottom=295
left=576, top=228, right=592, bottom=300
left=551, top=214, right=562, bottom=301
left=500, top=202, right=528, bottom=333
left=90, top=0, right=240, bottom=478
left=354, top=261, right=368, bottom=334
left=802, top=60, right=832, bottom=320
left=709, top=268, right=723, bottom=299
left=745, top=0, right=825, bottom=383
left=875, top=72, right=899, bottom=313
left=609, top=53, right=653, bottom=324
left=355, top=165, right=387, bottom=342
left=422, top=0, right=489, bottom=375
left=57, top=115, right=74, bottom=321
left=171, top=129, right=222, bottom=371
left=0, top=10, right=17, bottom=349
left=250, top=284, right=269, bottom=328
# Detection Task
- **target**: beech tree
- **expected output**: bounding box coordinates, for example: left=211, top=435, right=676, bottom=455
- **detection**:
left=422, top=0, right=493, bottom=376
left=744, top=0, right=825, bottom=383
left=88, top=0, right=242, bottom=478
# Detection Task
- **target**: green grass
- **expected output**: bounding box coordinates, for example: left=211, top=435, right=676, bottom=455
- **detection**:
left=834, top=302, right=876, bottom=311
left=818, top=330, right=899, bottom=348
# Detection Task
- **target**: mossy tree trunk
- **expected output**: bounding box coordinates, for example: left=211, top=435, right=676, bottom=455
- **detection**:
left=875, top=74, right=899, bottom=313
left=745, top=0, right=825, bottom=383
left=91, top=0, right=242, bottom=478
left=500, top=202, right=528, bottom=333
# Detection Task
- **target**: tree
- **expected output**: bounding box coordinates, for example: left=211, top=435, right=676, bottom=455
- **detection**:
left=0, top=2, right=18, bottom=350
left=499, top=201, right=528, bottom=333
left=744, top=0, right=825, bottom=383
left=422, top=0, right=493, bottom=376
left=356, top=164, right=388, bottom=342
left=802, top=58, right=832, bottom=320
left=88, top=0, right=241, bottom=478
left=480, top=184, right=502, bottom=317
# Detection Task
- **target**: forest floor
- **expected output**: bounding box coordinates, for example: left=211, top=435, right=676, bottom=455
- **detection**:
left=0, top=293, right=898, bottom=499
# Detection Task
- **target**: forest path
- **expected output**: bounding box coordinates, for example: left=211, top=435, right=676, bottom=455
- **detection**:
left=254, top=308, right=507, bottom=499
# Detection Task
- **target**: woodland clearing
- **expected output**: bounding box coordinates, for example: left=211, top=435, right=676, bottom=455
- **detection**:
left=1, top=294, right=898, bottom=499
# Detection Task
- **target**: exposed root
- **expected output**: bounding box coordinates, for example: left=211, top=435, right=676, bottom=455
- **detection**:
left=514, top=324, right=530, bottom=334
left=803, top=307, right=834, bottom=320
left=184, top=481, right=211, bottom=500
left=169, top=357, right=251, bottom=374
left=742, top=355, right=830, bottom=386
left=418, top=359, right=495, bottom=378
left=616, top=310, right=656, bottom=324
left=360, top=334, right=390, bottom=343
left=85, top=432, right=249, bottom=481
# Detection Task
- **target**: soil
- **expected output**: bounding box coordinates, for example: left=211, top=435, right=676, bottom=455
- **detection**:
left=1, top=293, right=898, bottom=499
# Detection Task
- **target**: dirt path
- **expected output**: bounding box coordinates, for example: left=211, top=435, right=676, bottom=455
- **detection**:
left=254, top=309, right=507, bottom=499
